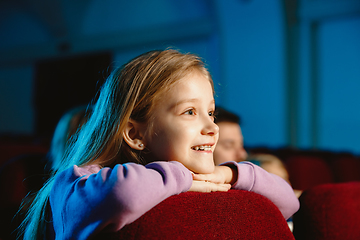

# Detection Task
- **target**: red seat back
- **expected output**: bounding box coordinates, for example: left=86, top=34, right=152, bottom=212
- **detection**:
left=96, top=190, right=294, bottom=240
left=286, top=156, right=333, bottom=190
left=330, top=156, right=360, bottom=182
left=293, top=182, right=360, bottom=240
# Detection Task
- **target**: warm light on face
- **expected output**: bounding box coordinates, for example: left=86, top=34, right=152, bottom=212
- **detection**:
left=143, top=71, right=219, bottom=174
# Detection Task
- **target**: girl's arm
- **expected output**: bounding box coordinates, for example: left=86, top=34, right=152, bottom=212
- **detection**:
left=227, top=161, right=299, bottom=220
left=50, top=161, right=192, bottom=239
left=193, top=161, right=300, bottom=220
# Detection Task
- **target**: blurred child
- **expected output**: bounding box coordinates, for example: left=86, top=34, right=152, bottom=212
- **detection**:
left=248, top=153, right=303, bottom=198
left=0, top=106, right=91, bottom=240
left=20, top=49, right=299, bottom=240
left=47, top=105, right=91, bottom=171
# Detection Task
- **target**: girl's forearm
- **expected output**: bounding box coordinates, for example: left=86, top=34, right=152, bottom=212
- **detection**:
left=221, top=161, right=300, bottom=220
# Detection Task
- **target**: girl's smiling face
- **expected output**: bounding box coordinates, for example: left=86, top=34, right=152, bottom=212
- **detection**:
left=143, top=71, right=219, bottom=174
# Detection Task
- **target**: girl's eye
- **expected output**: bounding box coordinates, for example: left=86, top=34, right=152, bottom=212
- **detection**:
left=184, top=109, right=195, bottom=115
left=209, top=111, right=216, bottom=121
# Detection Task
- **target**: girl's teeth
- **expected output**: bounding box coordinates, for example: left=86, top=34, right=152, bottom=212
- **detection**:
left=193, top=146, right=211, bottom=151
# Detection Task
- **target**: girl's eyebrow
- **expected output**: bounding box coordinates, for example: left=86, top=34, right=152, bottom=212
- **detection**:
left=170, top=98, right=199, bottom=109
left=170, top=99, right=215, bottom=111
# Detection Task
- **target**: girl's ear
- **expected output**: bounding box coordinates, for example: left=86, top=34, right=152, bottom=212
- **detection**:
left=123, top=120, right=146, bottom=150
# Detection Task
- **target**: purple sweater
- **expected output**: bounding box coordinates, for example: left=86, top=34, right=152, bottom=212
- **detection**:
left=49, top=161, right=299, bottom=239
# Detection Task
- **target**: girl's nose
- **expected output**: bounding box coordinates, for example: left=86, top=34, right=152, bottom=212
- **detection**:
left=201, top=118, right=219, bottom=136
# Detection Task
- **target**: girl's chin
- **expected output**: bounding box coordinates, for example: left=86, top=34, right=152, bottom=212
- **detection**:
left=190, top=164, right=215, bottom=174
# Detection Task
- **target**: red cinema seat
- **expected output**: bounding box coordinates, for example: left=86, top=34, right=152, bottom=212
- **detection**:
left=293, top=182, right=360, bottom=240
left=96, top=190, right=294, bottom=240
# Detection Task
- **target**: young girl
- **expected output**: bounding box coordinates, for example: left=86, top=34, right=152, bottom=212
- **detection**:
left=20, top=49, right=299, bottom=240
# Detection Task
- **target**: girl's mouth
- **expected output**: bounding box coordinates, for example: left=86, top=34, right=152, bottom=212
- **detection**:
left=191, top=145, right=212, bottom=151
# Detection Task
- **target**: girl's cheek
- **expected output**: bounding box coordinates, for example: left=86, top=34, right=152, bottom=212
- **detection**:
left=214, top=135, right=219, bottom=145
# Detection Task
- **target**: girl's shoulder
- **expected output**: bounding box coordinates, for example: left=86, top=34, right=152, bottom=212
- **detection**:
left=55, top=161, right=193, bottom=190
left=73, top=164, right=102, bottom=176
left=56, top=164, right=101, bottom=178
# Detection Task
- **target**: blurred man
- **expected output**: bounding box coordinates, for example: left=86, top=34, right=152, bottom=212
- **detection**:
left=213, top=107, right=248, bottom=165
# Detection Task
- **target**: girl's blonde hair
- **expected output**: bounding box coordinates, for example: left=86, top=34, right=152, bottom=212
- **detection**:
left=20, top=49, right=213, bottom=239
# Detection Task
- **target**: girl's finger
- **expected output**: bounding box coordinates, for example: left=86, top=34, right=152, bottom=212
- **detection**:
left=192, top=173, right=213, bottom=181
left=215, top=183, right=231, bottom=192
left=189, top=181, right=231, bottom=193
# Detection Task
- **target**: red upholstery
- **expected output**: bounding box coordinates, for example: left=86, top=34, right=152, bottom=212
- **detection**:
left=96, top=190, right=294, bottom=240
left=286, top=156, right=334, bottom=190
left=0, top=139, right=48, bottom=240
left=330, top=156, right=360, bottom=182
left=293, top=182, right=360, bottom=240
left=0, top=143, right=48, bottom=167
left=0, top=153, right=48, bottom=240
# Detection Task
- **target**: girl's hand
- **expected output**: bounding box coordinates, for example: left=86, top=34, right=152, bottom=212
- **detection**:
left=192, top=166, right=238, bottom=185
left=188, top=180, right=231, bottom=192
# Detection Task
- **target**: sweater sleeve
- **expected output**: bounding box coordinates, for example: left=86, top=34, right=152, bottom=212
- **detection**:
left=220, top=161, right=300, bottom=220
left=50, top=161, right=192, bottom=240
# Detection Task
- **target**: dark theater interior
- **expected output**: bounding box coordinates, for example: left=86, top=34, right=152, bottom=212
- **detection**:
left=1, top=1, right=360, bottom=239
